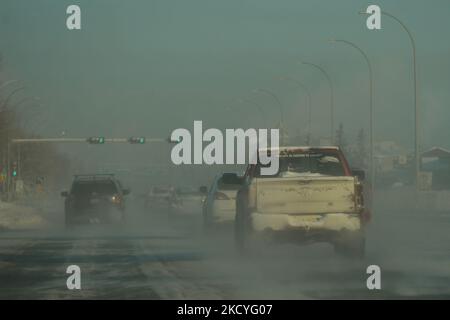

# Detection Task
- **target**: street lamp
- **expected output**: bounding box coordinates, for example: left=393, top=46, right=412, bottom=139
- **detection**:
left=300, top=61, right=334, bottom=143
left=1, top=86, right=25, bottom=111
left=236, top=98, right=268, bottom=128
left=10, top=97, right=40, bottom=112
left=360, top=10, right=420, bottom=191
left=224, top=105, right=251, bottom=127
left=253, top=88, right=285, bottom=143
left=278, top=76, right=312, bottom=144
left=329, top=39, right=374, bottom=194
left=252, top=88, right=284, bottom=133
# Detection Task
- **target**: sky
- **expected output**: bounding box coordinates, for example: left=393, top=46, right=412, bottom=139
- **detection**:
left=0, top=0, right=450, bottom=176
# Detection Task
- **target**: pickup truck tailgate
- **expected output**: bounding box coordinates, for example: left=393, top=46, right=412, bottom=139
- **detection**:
left=255, top=176, right=357, bottom=215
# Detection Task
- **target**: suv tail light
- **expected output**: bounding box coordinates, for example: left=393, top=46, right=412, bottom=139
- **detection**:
left=111, top=194, right=122, bottom=205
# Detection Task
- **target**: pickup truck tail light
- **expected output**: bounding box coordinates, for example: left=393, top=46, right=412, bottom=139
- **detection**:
left=354, top=181, right=364, bottom=213
left=214, top=192, right=230, bottom=200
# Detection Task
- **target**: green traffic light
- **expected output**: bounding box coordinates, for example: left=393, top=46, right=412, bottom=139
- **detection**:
left=12, top=170, right=17, bottom=177
left=87, top=137, right=105, bottom=144
left=128, top=137, right=145, bottom=144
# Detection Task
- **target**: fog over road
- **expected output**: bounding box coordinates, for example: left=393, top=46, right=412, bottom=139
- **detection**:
left=0, top=191, right=449, bottom=299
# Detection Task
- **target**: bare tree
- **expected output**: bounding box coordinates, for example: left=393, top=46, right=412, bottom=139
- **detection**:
left=0, top=56, right=72, bottom=198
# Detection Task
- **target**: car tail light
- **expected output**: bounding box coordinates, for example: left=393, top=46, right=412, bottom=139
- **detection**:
left=214, top=192, right=229, bottom=200
left=111, top=195, right=122, bottom=204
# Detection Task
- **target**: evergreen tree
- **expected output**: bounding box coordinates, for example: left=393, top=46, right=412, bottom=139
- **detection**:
left=335, top=122, right=347, bottom=151
left=355, top=128, right=367, bottom=168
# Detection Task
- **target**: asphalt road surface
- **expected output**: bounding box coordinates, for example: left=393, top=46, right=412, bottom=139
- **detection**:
left=0, top=193, right=449, bottom=299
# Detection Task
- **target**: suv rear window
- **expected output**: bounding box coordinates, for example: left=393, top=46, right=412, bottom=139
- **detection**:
left=217, top=179, right=241, bottom=190
left=71, top=181, right=118, bottom=196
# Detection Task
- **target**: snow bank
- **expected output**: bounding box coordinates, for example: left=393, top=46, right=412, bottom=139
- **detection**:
left=0, top=201, right=47, bottom=231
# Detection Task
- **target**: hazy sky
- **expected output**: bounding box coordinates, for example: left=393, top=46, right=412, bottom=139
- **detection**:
left=1, top=0, right=450, bottom=153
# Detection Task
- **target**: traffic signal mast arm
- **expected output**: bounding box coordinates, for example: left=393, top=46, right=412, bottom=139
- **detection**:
left=10, top=137, right=166, bottom=144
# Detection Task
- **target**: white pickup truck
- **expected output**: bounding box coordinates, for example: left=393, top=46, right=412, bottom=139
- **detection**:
left=233, top=146, right=369, bottom=257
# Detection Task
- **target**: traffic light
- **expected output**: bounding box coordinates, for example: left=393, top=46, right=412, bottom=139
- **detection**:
left=87, top=137, right=105, bottom=144
left=128, top=137, right=145, bottom=144
left=11, top=162, right=17, bottom=178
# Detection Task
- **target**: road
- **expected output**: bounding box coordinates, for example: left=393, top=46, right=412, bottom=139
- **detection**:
left=0, top=191, right=449, bottom=299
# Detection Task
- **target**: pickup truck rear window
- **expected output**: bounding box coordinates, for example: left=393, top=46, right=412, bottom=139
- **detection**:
left=255, top=152, right=346, bottom=177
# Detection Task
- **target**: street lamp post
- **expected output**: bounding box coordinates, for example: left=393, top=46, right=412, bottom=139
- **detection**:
left=237, top=98, right=268, bottom=128
left=330, top=39, right=374, bottom=195
left=10, top=97, right=40, bottom=112
left=360, top=10, right=420, bottom=191
left=301, top=62, right=334, bottom=143
left=224, top=105, right=251, bottom=127
left=253, top=89, right=284, bottom=124
left=1, top=86, right=25, bottom=111
left=278, top=76, right=312, bottom=144
left=253, top=88, right=285, bottom=142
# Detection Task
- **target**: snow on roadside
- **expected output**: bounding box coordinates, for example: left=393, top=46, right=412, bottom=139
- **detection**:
left=0, top=201, right=48, bottom=231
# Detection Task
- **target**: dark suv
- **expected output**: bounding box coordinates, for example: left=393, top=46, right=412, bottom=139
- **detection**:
left=61, top=174, right=130, bottom=227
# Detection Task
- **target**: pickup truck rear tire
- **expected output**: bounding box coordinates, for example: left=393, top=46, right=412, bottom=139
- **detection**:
left=334, top=231, right=365, bottom=259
